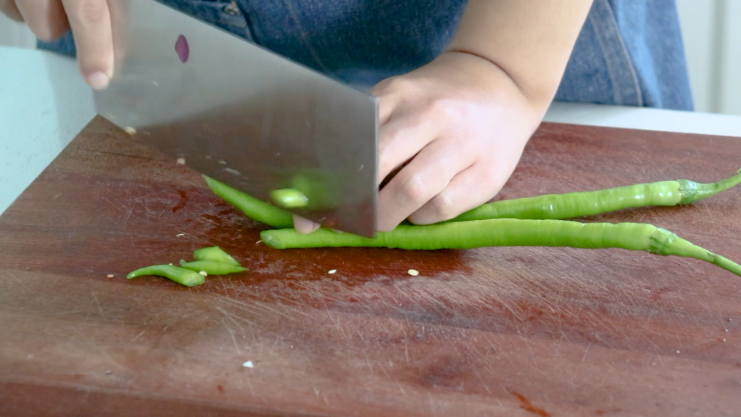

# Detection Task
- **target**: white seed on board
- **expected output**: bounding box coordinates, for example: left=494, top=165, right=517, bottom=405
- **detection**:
left=176, top=157, right=186, bottom=165
left=123, top=127, right=137, bottom=135
left=407, top=269, right=419, bottom=276
left=328, top=269, right=337, bottom=274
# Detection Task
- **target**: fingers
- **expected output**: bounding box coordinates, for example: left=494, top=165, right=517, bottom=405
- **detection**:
left=293, top=214, right=320, bottom=234
left=409, top=164, right=504, bottom=225
left=0, top=0, right=24, bottom=21
left=14, top=0, right=69, bottom=40
left=377, top=114, right=438, bottom=185
left=61, top=0, right=113, bottom=89
left=377, top=140, right=474, bottom=231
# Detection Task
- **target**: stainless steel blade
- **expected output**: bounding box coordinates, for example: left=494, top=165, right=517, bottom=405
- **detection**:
left=95, top=0, right=378, bottom=236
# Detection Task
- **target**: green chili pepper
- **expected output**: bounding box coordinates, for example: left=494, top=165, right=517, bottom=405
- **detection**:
left=450, top=169, right=741, bottom=222
left=260, top=219, right=741, bottom=277
left=193, top=246, right=241, bottom=266
left=203, top=175, right=293, bottom=228
left=179, top=260, right=248, bottom=275
left=270, top=188, right=309, bottom=209
left=126, top=265, right=206, bottom=287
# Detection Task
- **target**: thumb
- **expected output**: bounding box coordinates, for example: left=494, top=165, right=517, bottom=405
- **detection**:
left=61, top=0, right=113, bottom=89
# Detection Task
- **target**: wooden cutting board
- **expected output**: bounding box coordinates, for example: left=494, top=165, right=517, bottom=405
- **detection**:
left=1, top=116, right=740, bottom=416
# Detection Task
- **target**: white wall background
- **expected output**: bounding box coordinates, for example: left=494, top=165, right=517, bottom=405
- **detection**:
left=676, top=0, right=741, bottom=115
left=1, top=2, right=740, bottom=115
left=0, top=14, right=35, bottom=48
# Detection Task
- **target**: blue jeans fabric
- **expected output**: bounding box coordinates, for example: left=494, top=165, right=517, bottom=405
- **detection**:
left=38, top=0, right=693, bottom=110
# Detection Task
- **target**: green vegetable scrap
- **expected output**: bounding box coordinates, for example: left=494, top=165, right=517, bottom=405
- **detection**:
left=179, top=260, right=248, bottom=275
left=270, top=188, right=309, bottom=209
left=193, top=246, right=241, bottom=266
left=127, top=265, right=206, bottom=287
left=127, top=246, right=246, bottom=287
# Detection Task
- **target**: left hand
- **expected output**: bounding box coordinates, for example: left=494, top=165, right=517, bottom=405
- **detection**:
left=293, top=50, right=546, bottom=234
left=371, top=51, right=546, bottom=231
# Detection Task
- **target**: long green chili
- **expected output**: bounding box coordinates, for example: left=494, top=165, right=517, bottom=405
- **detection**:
left=193, top=246, right=241, bottom=266
left=126, top=265, right=206, bottom=287
left=449, top=169, right=741, bottom=222
left=179, top=260, right=248, bottom=275
left=203, top=175, right=293, bottom=228
left=260, top=219, right=741, bottom=277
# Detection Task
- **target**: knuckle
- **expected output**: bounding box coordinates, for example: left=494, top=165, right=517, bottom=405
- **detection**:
left=428, top=193, right=455, bottom=220
left=427, top=98, right=462, bottom=121
left=397, top=175, right=428, bottom=205
left=378, top=129, right=401, bottom=159
left=378, top=76, right=412, bottom=94
left=479, top=165, right=498, bottom=182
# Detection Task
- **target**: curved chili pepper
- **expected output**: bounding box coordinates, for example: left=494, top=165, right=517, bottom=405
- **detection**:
left=450, top=169, right=741, bottom=222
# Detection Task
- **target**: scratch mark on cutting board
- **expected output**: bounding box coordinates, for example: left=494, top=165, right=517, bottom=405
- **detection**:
left=361, top=350, right=374, bottom=376
left=312, top=387, right=329, bottom=405
left=212, top=303, right=254, bottom=329
left=90, top=292, right=105, bottom=319
left=93, top=346, right=126, bottom=371
left=216, top=295, right=301, bottom=321
left=581, top=343, right=591, bottom=362
left=221, top=317, right=241, bottom=354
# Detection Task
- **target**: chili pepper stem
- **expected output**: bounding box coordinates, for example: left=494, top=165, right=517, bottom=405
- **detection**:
left=649, top=228, right=741, bottom=276
left=677, top=169, right=741, bottom=204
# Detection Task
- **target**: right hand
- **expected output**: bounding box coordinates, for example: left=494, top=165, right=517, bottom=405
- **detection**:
left=1, top=0, right=114, bottom=90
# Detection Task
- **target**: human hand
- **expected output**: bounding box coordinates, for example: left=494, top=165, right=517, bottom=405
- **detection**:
left=1, top=0, right=113, bottom=89
left=371, top=51, right=547, bottom=231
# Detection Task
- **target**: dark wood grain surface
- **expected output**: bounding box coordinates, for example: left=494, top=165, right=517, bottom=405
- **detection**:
left=1, top=116, right=740, bottom=416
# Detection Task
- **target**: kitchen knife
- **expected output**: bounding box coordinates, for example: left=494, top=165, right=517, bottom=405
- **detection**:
left=95, top=0, right=378, bottom=236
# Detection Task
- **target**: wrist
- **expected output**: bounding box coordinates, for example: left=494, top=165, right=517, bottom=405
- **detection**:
left=436, top=50, right=549, bottom=127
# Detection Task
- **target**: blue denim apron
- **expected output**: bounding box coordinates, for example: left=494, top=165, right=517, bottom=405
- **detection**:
left=39, top=0, right=693, bottom=110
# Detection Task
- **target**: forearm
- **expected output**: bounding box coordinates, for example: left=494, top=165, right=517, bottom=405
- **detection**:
left=447, top=0, right=593, bottom=112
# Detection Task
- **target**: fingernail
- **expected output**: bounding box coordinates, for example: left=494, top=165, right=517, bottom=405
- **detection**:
left=88, top=72, right=110, bottom=90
